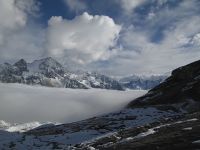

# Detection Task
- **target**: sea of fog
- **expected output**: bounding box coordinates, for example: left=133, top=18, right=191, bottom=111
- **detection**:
left=0, top=83, right=146, bottom=123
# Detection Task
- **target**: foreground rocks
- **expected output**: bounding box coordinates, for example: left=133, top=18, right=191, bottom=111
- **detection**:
left=128, top=60, right=200, bottom=112
left=73, top=112, right=200, bottom=150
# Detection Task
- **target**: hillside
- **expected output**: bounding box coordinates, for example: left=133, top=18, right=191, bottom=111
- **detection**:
left=128, top=59, right=200, bottom=112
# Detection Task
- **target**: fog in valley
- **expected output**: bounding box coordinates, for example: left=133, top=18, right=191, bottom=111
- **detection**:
left=0, top=83, right=146, bottom=123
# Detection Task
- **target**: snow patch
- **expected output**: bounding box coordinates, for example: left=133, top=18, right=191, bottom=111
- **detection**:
left=192, top=140, right=200, bottom=144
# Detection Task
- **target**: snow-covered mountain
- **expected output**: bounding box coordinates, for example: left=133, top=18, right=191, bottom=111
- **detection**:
left=0, top=58, right=124, bottom=90
left=0, top=57, right=170, bottom=90
left=0, top=120, right=59, bottom=132
left=119, top=74, right=168, bottom=90
left=69, top=72, right=124, bottom=90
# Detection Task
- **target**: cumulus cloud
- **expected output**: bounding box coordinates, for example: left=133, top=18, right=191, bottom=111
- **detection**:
left=46, top=12, right=121, bottom=65
left=0, top=0, right=43, bottom=63
left=0, top=0, right=26, bottom=31
left=0, top=0, right=40, bottom=35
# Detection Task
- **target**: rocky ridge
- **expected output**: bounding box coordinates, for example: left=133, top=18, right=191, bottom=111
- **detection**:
left=127, top=59, right=200, bottom=112
left=0, top=58, right=123, bottom=90
left=0, top=57, right=168, bottom=90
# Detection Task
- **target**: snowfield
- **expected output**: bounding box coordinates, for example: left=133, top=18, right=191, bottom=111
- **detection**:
left=0, top=83, right=146, bottom=124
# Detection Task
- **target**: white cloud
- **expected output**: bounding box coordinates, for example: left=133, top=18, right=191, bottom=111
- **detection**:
left=15, top=0, right=40, bottom=17
left=107, top=16, right=200, bottom=75
left=46, top=12, right=121, bottom=64
left=0, top=0, right=43, bottom=63
left=64, top=0, right=87, bottom=13
left=120, top=0, right=146, bottom=13
left=0, top=0, right=26, bottom=31
left=0, top=26, right=45, bottom=62
left=0, top=83, right=146, bottom=123
left=95, top=0, right=200, bottom=76
left=190, top=33, right=200, bottom=46
left=0, top=0, right=200, bottom=76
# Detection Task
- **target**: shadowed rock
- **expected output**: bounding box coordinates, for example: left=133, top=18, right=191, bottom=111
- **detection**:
left=127, top=60, right=200, bottom=112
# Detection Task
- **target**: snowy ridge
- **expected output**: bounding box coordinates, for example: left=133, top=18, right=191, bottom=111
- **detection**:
left=119, top=74, right=168, bottom=90
left=69, top=72, right=124, bottom=90
left=0, top=120, right=59, bottom=132
left=0, top=58, right=169, bottom=90
left=0, top=120, right=11, bottom=130
left=0, top=58, right=125, bottom=90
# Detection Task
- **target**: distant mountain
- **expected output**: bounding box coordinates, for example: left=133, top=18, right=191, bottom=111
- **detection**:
left=0, top=57, right=88, bottom=89
left=69, top=72, right=124, bottom=90
left=0, top=58, right=123, bottom=90
left=119, top=74, right=168, bottom=90
left=0, top=57, right=169, bottom=90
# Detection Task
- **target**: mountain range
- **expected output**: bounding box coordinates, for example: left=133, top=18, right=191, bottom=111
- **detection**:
left=0, top=59, right=200, bottom=149
left=119, top=74, right=168, bottom=90
left=0, top=57, right=167, bottom=90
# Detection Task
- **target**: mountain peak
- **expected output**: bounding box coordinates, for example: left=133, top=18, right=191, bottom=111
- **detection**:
left=14, top=59, right=28, bottom=72
left=27, top=57, right=64, bottom=76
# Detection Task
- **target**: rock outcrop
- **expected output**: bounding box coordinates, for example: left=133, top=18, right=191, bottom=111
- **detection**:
left=127, top=60, right=200, bottom=112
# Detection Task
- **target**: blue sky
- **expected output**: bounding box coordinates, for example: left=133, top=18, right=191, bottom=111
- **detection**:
left=0, top=0, right=200, bottom=75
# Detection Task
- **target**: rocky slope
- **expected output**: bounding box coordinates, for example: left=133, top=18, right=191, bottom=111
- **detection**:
left=73, top=112, right=200, bottom=150
left=127, top=59, right=200, bottom=112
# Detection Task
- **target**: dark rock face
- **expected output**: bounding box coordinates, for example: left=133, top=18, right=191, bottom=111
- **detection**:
left=127, top=60, right=200, bottom=110
left=65, top=78, right=88, bottom=89
left=0, top=63, right=23, bottom=83
left=14, top=59, right=28, bottom=73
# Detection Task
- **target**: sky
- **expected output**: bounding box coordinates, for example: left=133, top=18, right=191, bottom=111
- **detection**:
left=0, top=0, right=200, bottom=76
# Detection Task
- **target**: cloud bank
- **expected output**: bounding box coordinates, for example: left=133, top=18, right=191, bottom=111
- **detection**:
left=0, top=83, right=146, bottom=123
